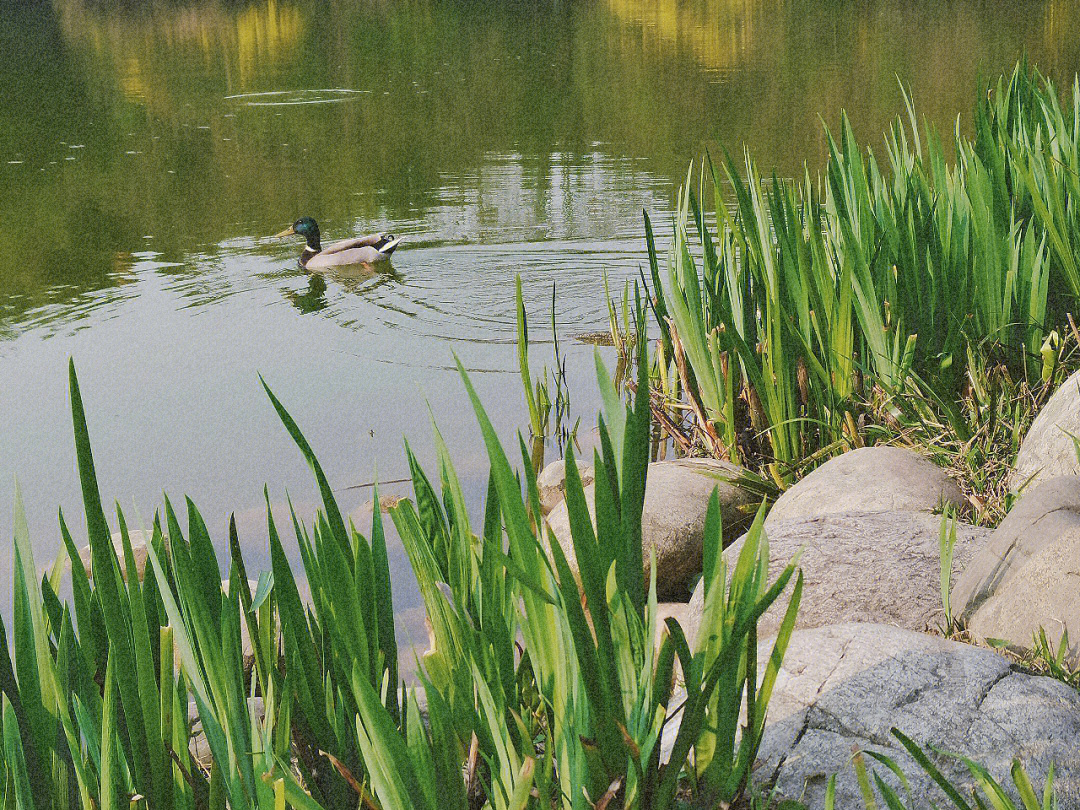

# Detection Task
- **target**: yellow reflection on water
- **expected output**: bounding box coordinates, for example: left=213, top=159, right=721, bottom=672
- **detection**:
left=56, top=0, right=304, bottom=100
left=604, top=0, right=760, bottom=76
left=604, top=0, right=1078, bottom=79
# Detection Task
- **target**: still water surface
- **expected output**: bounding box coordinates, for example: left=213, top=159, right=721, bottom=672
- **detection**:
left=1, top=0, right=1078, bottom=652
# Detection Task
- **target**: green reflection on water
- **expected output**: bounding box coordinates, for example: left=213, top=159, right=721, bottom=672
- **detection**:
left=1, top=0, right=1078, bottom=331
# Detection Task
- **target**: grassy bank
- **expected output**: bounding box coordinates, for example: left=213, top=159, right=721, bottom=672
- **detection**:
left=641, top=62, right=1080, bottom=523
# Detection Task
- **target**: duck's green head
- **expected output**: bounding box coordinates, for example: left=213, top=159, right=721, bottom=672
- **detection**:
left=274, top=216, right=321, bottom=251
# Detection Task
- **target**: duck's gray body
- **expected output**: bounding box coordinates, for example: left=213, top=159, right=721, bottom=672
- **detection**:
left=301, top=232, right=401, bottom=269
left=275, top=217, right=400, bottom=268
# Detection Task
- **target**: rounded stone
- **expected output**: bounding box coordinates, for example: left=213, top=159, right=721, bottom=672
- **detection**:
left=78, top=529, right=156, bottom=582
left=766, top=446, right=964, bottom=526
left=536, top=459, right=595, bottom=516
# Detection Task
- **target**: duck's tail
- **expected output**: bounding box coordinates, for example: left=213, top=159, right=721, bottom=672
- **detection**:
left=376, top=234, right=401, bottom=256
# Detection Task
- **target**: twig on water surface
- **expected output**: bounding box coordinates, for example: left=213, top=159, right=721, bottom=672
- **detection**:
left=339, top=476, right=412, bottom=492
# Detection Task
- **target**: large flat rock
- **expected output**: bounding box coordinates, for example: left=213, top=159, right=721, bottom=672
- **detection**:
left=754, top=623, right=1080, bottom=807
left=711, top=511, right=990, bottom=639
left=766, top=446, right=964, bottom=526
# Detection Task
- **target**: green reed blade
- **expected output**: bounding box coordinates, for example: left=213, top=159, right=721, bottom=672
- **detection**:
left=69, top=363, right=156, bottom=801
left=261, top=377, right=351, bottom=563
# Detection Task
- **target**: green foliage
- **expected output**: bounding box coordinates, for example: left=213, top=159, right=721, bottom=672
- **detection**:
left=0, top=360, right=407, bottom=810
left=775, top=730, right=1059, bottom=810
left=0, top=341, right=799, bottom=809
left=865, top=728, right=1058, bottom=810
left=649, top=63, right=1080, bottom=498
left=516, top=276, right=577, bottom=456
left=381, top=291, right=803, bottom=810
left=517, top=274, right=553, bottom=441
left=938, top=511, right=959, bottom=637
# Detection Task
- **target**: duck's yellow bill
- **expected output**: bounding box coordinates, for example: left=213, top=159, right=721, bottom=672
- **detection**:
left=273, top=225, right=296, bottom=238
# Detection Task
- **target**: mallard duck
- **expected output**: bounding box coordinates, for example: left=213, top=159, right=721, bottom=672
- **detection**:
left=274, top=217, right=401, bottom=268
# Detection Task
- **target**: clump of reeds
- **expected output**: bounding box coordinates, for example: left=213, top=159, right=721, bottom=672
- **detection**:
left=644, top=62, right=1080, bottom=520
left=2, top=58, right=1075, bottom=810
left=516, top=276, right=577, bottom=469
left=0, top=321, right=803, bottom=810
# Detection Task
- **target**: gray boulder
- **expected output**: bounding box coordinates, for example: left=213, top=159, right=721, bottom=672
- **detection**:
left=967, top=532, right=1080, bottom=665
left=717, top=511, right=990, bottom=638
left=754, top=623, right=1080, bottom=807
left=536, top=459, right=595, bottom=516
left=544, top=458, right=753, bottom=599
left=766, top=446, right=964, bottom=526
left=953, top=477, right=1080, bottom=664
left=1011, top=369, right=1080, bottom=492
left=954, top=473, right=1080, bottom=617
left=954, top=476, right=1080, bottom=616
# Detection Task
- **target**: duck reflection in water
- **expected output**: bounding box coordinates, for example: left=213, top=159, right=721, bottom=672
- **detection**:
left=287, top=273, right=329, bottom=313
left=285, top=264, right=403, bottom=315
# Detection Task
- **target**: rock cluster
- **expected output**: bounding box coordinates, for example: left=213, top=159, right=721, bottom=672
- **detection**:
left=681, top=446, right=979, bottom=640
left=945, top=377, right=1080, bottom=665
left=193, top=393, right=1080, bottom=800
left=543, top=436, right=1080, bottom=802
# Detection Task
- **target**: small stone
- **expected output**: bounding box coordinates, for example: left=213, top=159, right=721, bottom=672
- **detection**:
left=220, top=578, right=262, bottom=673
left=358, top=494, right=405, bottom=515
left=766, top=446, right=964, bottom=526
left=537, top=459, right=595, bottom=516
left=655, top=601, right=695, bottom=658
left=683, top=578, right=705, bottom=650
left=78, top=530, right=159, bottom=582
left=189, top=697, right=264, bottom=768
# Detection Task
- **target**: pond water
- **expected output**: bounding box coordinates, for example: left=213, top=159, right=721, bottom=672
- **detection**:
left=1, top=0, right=1078, bottom=655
